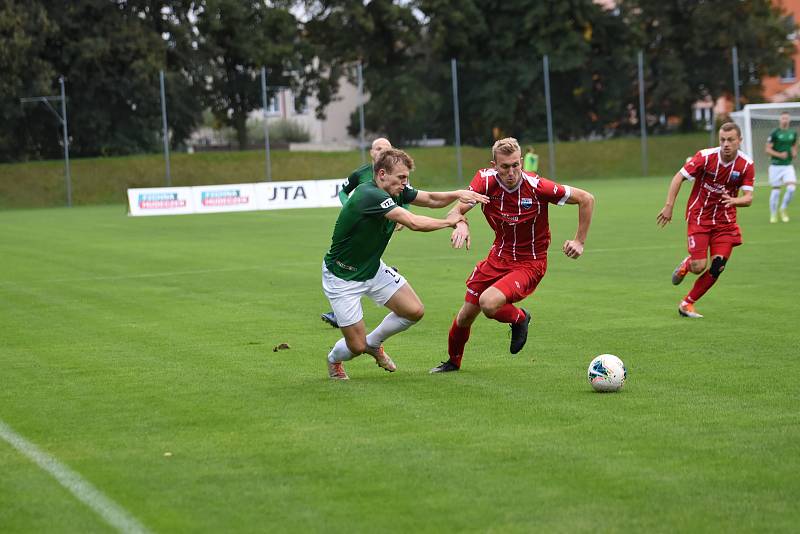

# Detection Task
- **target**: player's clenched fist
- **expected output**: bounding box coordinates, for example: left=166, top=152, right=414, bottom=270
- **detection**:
left=562, top=239, right=584, bottom=259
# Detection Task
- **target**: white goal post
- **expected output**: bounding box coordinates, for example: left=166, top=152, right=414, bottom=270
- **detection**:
left=730, top=101, right=800, bottom=184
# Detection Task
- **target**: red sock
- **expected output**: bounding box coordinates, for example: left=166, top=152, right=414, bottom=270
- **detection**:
left=686, top=271, right=717, bottom=303
left=448, top=319, right=470, bottom=368
left=492, top=303, right=525, bottom=324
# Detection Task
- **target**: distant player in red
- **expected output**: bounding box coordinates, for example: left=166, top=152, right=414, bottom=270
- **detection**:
left=657, top=122, right=754, bottom=318
left=430, top=137, right=595, bottom=373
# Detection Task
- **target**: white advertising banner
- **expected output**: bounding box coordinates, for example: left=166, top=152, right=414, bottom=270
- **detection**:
left=127, top=187, right=194, bottom=216
left=127, top=179, right=345, bottom=216
left=193, top=183, right=258, bottom=213
left=254, top=179, right=342, bottom=210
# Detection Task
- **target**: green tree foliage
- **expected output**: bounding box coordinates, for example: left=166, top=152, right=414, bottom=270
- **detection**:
left=620, top=0, right=796, bottom=130
left=1, top=0, right=797, bottom=162
left=302, top=0, right=437, bottom=143
left=0, top=0, right=57, bottom=160
left=39, top=1, right=168, bottom=156
left=418, top=0, right=638, bottom=144
left=125, top=1, right=206, bottom=148
left=196, top=0, right=306, bottom=149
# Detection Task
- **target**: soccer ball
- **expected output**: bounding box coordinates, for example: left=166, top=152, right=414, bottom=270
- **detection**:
left=587, top=354, right=627, bottom=392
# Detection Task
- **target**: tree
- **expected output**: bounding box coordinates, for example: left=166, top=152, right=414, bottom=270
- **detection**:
left=34, top=1, right=171, bottom=156
left=620, top=0, right=796, bottom=130
left=123, top=1, right=206, bottom=149
left=196, top=0, right=306, bottom=149
left=418, top=0, right=638, bottom=144
left=0, top=0, right=58, bottom=161
left=303, top=0, right=439, bottom=144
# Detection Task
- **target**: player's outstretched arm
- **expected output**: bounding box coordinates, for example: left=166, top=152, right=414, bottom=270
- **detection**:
left=562, top=186, right=594, bottom=259
left=384, top=206, right=464, bottom=232
left=411, top=190, right=489, bottom=209
left=657, top=171, right=686, bottom=227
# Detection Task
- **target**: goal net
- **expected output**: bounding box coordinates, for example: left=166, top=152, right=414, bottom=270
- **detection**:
left=730, top=102, right=800, bottom=184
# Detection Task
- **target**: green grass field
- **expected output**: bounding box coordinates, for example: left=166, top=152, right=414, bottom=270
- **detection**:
left=1, top=175, right=798, bottom=532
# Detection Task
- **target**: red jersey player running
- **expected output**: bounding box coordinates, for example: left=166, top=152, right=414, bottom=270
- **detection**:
left=657, top=122, right=754, bottom=318
left=430, top=137, right=595, bottom=373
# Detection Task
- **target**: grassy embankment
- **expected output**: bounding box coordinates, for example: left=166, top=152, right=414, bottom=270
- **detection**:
left=0, top=133, right=709, bottom=209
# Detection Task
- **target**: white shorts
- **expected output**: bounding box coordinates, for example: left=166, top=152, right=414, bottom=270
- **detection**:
left=321, top=260, right=407, bottom=328
left=768, top=165, right=797, bottom=187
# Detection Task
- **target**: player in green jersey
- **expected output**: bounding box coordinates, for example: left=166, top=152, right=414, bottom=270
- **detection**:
left=321, top=138, right=393, bottom=328
left=765, top=112, right=797, bottom=223
left=322, top=148, right=489, bottom=380
left=523, top=146, right=539, bottom=173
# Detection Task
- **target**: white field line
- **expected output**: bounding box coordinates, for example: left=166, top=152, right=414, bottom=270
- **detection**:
left=0, top=420, right=151, bottom=534
left=0, top=239, right=794, bottom=288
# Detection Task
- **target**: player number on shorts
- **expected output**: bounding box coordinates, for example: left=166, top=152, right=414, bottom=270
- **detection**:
left=688, top=236, right=696, bottom=249
left=385, top=268, right=401, bottom=284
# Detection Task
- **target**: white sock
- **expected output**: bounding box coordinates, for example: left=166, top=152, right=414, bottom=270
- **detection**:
left=781, top=185, right=795, bottom=210
left=365, top=312, right=416, bottom=349
left=770, top=188, right=781, bottom=215
left=328, top=337, right=355, bottom=363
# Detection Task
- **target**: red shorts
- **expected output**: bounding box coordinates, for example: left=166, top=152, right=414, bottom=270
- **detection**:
left=464, top=254, right=547, bottom=305
left=686, top=223, right=742, bottom=260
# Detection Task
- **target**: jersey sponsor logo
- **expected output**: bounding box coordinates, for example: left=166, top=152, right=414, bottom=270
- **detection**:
left=335, top=260, right=357, bottom=272
left=479, top=168, right=498, bottom=178
left=380, top=198, right=395, bottom=209
left=521, top=197, right=533, bottom=209
left=702, top=182, right=725, bottom=194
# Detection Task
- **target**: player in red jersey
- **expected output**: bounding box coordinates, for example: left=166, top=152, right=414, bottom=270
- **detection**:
left=430, top=137, right=595, bottom=373
left=657, top=122, right=754, bottom=318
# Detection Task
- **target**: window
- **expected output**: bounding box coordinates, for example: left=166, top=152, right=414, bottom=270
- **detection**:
left=781, top=62, right=796, bottom=83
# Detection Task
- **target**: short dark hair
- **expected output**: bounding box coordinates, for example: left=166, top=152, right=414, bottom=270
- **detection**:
left=374, top=148, right=415, bottom=174
left=719, top=122, right=741, bottom=138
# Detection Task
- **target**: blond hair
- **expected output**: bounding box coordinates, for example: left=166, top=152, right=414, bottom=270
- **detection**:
left=719, top=122, right=741, bottom=138
left=492, top=137, right=521, bottom=161
left=374, top=148, right=415, bottom=175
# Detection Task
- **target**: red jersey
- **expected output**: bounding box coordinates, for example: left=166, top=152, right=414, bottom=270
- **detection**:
left=681, top=148, right=755, bottom=227
left=468, top=168, right=570, bottom=260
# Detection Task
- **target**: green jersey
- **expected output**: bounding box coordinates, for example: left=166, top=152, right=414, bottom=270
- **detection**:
left=324, top=181, right=418, bottom=281
left=338, top=163, right=373, bottom=205
left=768, top=128, right=797, bottom=165
left=523, top=152, right=539, bottom=173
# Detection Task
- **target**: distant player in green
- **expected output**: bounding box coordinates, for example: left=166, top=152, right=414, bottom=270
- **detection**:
left=337, top=137, right=392, bottom=204
left=765, top=112, right=797, bottom=223
left=322, top=148, right=488, bottom=380
left=523, top=146, right=539, bottom=173
left=321, top=138, right=392, bottom=328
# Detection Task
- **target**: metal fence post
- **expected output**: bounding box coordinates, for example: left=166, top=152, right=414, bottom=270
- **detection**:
left=59, top=77, right=72, bottom=206
left=261, top=66, right=272, bottom=181
left=543, top=55, right=556, bottom=179
left=638, top=51, right=648, bottom=176
left=451, top=58, right=463, bottom=184
left=357, top=62, right=366, bottom=164
left=159, top=70, right=171, bottom=186
left=732, top=46, right=741, bottom=111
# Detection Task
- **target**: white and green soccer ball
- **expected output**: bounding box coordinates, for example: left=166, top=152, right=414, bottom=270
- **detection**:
left=588, top=354, right=627, bottom=392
